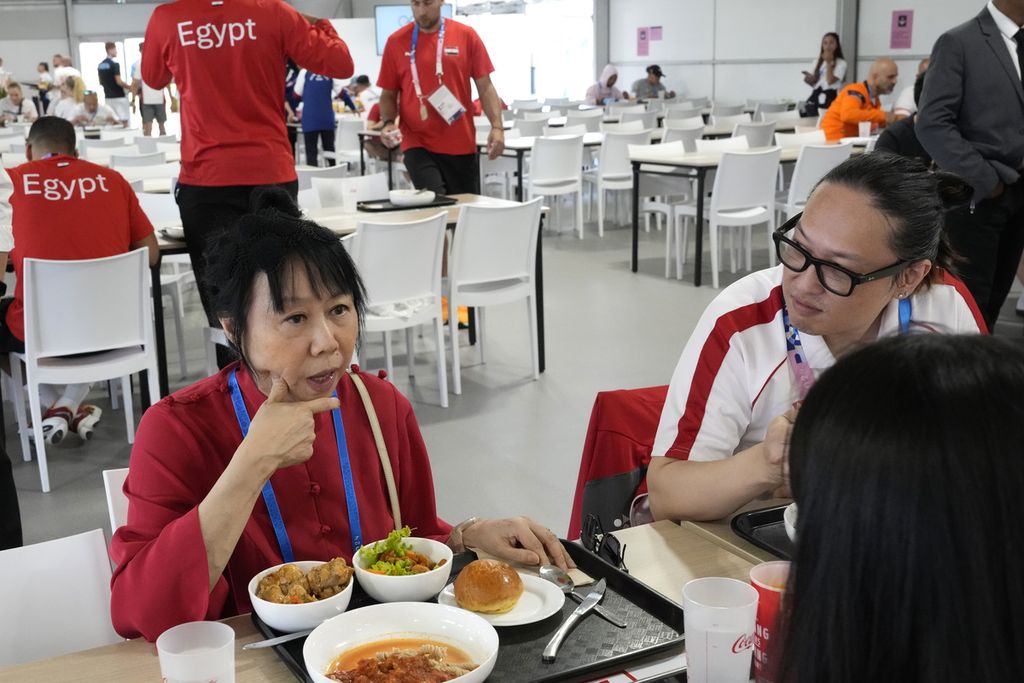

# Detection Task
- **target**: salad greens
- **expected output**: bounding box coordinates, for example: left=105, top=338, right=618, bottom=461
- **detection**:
left=358, top=526, right=437, bottom=576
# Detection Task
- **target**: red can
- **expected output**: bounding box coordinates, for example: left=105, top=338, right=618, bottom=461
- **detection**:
left=749, top=561, right=790, bottom=683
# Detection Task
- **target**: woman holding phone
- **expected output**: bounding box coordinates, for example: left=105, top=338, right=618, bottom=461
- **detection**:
left=802, top=32, right=846, bottom=115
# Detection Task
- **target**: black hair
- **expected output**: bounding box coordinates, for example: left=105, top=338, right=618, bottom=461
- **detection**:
left=38, top=62, right=49, bottom=71
left=203, top=187, right=366, bottom=366
left=355, top=75, right=371, bottom=86
left=814, top=152, right=970, bottom=279
left=812, top=32, right=845, bottom=78
left=912, top=68, right=926, bottom=107
left=26, top=116, right=76, bottom=154
left=779, top=334, right=1024, bottom=682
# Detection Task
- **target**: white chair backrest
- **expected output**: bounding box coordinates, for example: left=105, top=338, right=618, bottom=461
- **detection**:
left=542, top=123, right=588, bottom=136
left=602, top=120, right=645, bottom=133
left=522, top=110, right=552, bottom=121
left=530, top=135, right=584, bottom=184
left=787, top=142, right=854, bottom=207
left=84, top=145, right=141, bottom=162
left=513, top=118, right=546, bottom=137
left=629, top=139, right=685, bottom=162
left=753, top=102, right=789, bottom=118
left=710, top=113, right=752, bottom=127
left=297, top=187, right=322, bottom=211
left=1, top=151, right=28, bottom=166
left=600, top=130, right=653, bottom=178
left=0, top=529, right=121, bottom=667
left=710, top=102, right=744, bottom=116
left=565, top=112, right=603, bottom=132
left=710, top=148, right=782, bottom=212
left=569, top=107, right=604, bottom=118
left=120, top=162, right=181, bottom=183
left=296, top=164, right=347, bottom=191
left=312, top=172, right=388, bottom=207
left=102, top=467, right=129, bottom=533
left=473, top=115, right=490, bottom=129
left=111, top=151, right=166, bottom=168
left=608, top=102, right=644, bottom=114
left=155, top=140, right=180, bottom=155
left=544, top=97, right=569, bottom=106
left=352, top=212, right=447, bottom=307
left=99, top=129, right=137, bottom=142
left=760, top=108, right=801, bottom=123
left=23, top=249, right=152, bottom=359
left=79, top=138, right=133, bottom=152
left=695, top=135, right=749, bottom=153
left=2, top=141, right=26, bottom=154
left=450, top=198, right=543, bottom=287
left=512, top=99, right=542, bottom=112
left=664, top=107, right=704, bottom=122
left=775, top=130, right=827, bottom=147
left=732, top=121, right=777, bottom=148
left=795, top=124, right=820, bottom=135
left=621, top=111, right=659, bottom=129
left=127, top=179, right=144, bottom=192
left=664, top=116, right=706, bottom=130
left=336, top=117, right=365, bottom=153
left=688, top=96, right=710, bottom=108
left=136, top=192, right=180, bottom=223
left=661, top=126, right=704, bottom=153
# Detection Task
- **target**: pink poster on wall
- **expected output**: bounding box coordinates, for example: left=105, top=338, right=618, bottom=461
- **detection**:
left=650, top=26, right=663, bottom=41
left=638, top=27, right=650, bottom=56
left=890, top=10, right=914, bottom=49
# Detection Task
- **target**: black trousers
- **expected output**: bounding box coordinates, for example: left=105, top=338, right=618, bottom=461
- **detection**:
left=1, top=447, right=22, bottom=551
left=304, top=129, right=336, bottom=167
left=403, top=147, right=479, bottom=195
left=945, top=180, right=1024, bottom=330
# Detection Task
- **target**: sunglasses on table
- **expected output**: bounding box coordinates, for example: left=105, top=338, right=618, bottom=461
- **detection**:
left=582, top=513, right=628, bottom=573
left=772, top=212, right=909, bottom=297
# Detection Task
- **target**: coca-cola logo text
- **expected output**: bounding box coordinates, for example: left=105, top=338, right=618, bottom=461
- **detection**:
left=732, top=632, right=756, bottom=653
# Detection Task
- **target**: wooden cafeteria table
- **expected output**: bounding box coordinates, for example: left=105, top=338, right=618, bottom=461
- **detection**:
left=2, top=518, right=768, bottom=682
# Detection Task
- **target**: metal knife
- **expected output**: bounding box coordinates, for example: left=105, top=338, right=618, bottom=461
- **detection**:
left=542, top=578, right=606, bottom=662
left=241, top=628, right=314, bottom=650
left=567, top=589, right=627, bottom=628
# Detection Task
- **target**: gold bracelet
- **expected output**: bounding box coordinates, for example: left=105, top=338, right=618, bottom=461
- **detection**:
left=447, top=516, right=481, bottom=553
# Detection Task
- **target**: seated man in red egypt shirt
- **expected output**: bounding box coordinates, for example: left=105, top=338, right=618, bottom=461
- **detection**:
left=0, top=116, right=159, bottom=444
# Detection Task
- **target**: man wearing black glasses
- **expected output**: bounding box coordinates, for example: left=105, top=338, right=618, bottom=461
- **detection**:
left=646, top=154, right=984, bottom=523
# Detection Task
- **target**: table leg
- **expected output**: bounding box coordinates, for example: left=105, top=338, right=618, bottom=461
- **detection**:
left=387, top=149, right=394, bottom=191
left=693, top=170, right=706, bottom=287
left=467, top=308, right=477, bottom=346
left=358, top=135, right=366, bottom=177
left=536, top=212, right=546, bottom=373
left=148, top=259, right=168, bottom=408
left=516, top=152, right=524, bottom=202
left=631, top=161, right=640, bottom=273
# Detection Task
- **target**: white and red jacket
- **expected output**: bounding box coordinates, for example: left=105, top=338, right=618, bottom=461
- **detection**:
left=142, top=0, right=354, bottom=187
left=652, top=265, right=986, bottom=463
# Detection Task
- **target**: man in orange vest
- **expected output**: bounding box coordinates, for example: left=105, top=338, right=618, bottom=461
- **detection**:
left=821, top=58, right=899, bottom=141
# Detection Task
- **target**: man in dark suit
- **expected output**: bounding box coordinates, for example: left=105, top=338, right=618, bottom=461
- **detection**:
left=917, top=0, right=1024, bottom=330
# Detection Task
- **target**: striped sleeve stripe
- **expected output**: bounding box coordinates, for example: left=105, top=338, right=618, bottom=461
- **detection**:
left=940, top=269, right=987, bottom=333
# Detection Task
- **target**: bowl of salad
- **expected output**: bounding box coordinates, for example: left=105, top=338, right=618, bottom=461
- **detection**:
left=353, top=527, right=454, bottom=603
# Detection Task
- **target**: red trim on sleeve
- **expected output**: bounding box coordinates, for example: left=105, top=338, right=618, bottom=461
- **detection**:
left=941, top=269, right=988, bottom=334
left=666, top=286, right=785, bottom=460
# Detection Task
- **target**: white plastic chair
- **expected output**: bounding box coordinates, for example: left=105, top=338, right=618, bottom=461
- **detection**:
left=0, top=529, right=122, bottom=667
left=672, top=148, right=782, bottom=287
left=628, top=140, right=695, bottom=240
left=296, top=165, right=347, bottom=191
left=9, top=249, right=160, bottom=492
left=665, top=116, right=705, bottom=130
left=566, top=110, right=605, bottom=132
left=607, top=102, right=645, bottom=115
left=733, top=121, right=777, bottom=148
left=775, top=130, right=827, bottom=147
left=513, top=118, right=546, bottom=138
left=753, top=102, right=789, bottom=119
left=102, top=467, right=129, bottom=533
left=710, top=103, right=744, bottom=116
left=710, top=113, right=752, bottom=127
left=780, top=142, right=853, bottom=220
left=542, top=123, right=588, bottom=137
left=79, top=138, right=133, bottom=152
left=135, top=134, right=178, bottom=154
left=664, top=106, right=704, bottom=121
left=522, top=111, right=553, bottom=122
left=760, top=108, right=802, bottom=123
left=601, top=120, right=645, bottom=133
left=99, top=128, right=138, bottom=142
left=110, top=151, right=166, bottom=168
left=297, top=187, right=322, bottom=211
left=119, top=162, right=181, bottom=184
left=662, top=126, right=704, bottom=153
left=353, top=212, right=449, bottom=407
left=311, top=172, right=388, bottom=208
left=695, top=135, right=749, bottom=153
left=526, top=134, right=585, bottom=238
left=322, top=117, right=364, bottom=169
left=447, top=199, right=543, bottom=394
left=585, top=130, right=652, bottom=236
left=512, top=99, right=543, bottom=114
left=1, top=151, right=28, bottom=166
left=621, top=111, right=659, bottom=129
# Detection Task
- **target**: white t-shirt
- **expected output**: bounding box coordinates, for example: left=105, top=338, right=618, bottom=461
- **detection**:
left=0, top=166, right=18, bottom=251
left=53, top=65, right=82, bottom=86
left=51, top=97, right=77, bottom=121
left=807, top=57, right=847, bottom=91
left=358, top=87, right=380, bottom=110
left=892, top=84, right=917, bottom=117
left=71, top=102, right=119, bottom=125
left=131, top=60, right=165, bottom=106
left=0, top=96, right=38, bottom=123
left=651, top=265, right=984, bottom=463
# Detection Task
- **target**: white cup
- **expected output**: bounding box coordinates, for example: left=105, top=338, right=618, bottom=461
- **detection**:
left=156, top=621, right=235, bottom=683
left=858, top=121, right=872, bottom=137
left=682, top=577, right=758, bottom=683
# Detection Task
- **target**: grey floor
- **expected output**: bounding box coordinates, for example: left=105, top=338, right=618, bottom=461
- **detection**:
left=10, top=208, right=1024, bottom=547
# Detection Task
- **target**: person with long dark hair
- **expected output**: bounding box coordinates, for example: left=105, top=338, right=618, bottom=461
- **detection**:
left=802, top=32, right=846, bottom=115
left=778, top=333, right=1024, bottom=682
left=647, top=153, right=986, bottom=522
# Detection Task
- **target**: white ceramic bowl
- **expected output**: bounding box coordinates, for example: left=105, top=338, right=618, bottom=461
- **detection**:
left=353, top=536, right=453, bottom=603
left=784, top=502, right=798, bottom=543
left=303, top=602, right=499, bottom=683
left=248, top=560, right=354, bottom=633
left=389, top=189, right=436, bottom=206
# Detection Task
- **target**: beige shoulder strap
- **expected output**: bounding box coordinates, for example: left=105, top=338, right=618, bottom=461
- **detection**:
left=348, top=371, right=402, bottom=530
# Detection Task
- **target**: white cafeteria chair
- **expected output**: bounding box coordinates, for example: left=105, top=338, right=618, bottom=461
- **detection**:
left=79, top=138, right=134, bottom=153
left=8, top=249, right=160, bottom=492
left=710, top=103, right=744, bottom=117
left=0, top=529, right=123, bottom=667
left=311, top=172, right=388, bottom=208
left=779, top=142, right=853, bottom=221
left=512, top=118, right=546, bottom=138
left=752, top=102, right=789, bottom=119
left=110, top=151, right=167, bottom=168
left=297, top=187, right=322, bottom=211
left=664, top=106, right=704, bottom=122
left=135, top=134, right=179, bottom=153
left=662, top=124, right=705, bottom=153
left=695, top=136, right=749, bottom=153
left=447, top=199, right=543, bottom=394
left=352, top=212, right=449, bottom=407
left=522, top=111, right=553, bottom=122
left=566, top=110, right=605, bottom=132
left=672, top=148, right=782, bottom=288
left=479, top=129, right=521, bottom=199
left=1, top=151, right=28, bottom=166
left=607, top=102, right=645, bottom=116
left=710, top=113, right=752, bottom=127
left=526, top=134, right=585, bottom=238
left=296, top=165, right=348, bottom=191
left=775, top=130, right=827, bottom=147
left=102, top=467, right=130, bottom=534
left=541, top=123, right=587, bottom=137
left=620, top=111, right=659, bottom=129
left=626, top=140, right=695, bottom=242
left=99, top=128, right=138, bottom=142
left=584, top=130, right=652, bottom=235
left=732, top=121, right=777, bottom=148
left=322, top=117, right=364, bottom=170
left=760, top=108, right=802, bottom=123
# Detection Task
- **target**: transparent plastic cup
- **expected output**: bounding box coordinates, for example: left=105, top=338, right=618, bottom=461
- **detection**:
left=750, top=561, right=790, bottom=683
left=682, top=577, right=758, bottom=683
left=858, top=121, right=872, bottom=137
left=156, top=621, right=235, bottom=683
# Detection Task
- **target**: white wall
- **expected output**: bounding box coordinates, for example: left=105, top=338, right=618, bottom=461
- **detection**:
left=330, top=18, right=380, bottom=85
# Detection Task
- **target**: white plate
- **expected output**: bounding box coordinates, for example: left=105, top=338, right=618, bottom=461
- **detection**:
left=389, top=189, right=436, bottom=206
left=159, top=226, right=185, bottom=240
left=437, top=573, right=565, bottom=626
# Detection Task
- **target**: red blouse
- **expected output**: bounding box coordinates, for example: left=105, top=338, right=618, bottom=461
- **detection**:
left=109, top=364, right=451, bottom=641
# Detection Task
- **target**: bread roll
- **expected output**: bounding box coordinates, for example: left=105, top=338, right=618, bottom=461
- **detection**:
left=454, top=559, right=524, bottom=614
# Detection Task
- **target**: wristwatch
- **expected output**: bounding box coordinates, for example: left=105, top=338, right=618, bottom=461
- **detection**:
left=447, top=516, right=481, bottom=553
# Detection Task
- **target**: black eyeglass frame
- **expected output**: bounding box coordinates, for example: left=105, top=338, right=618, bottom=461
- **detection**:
left=581, top=513, right=629, bottom=573
left=772, top=212, right=909, bottom=297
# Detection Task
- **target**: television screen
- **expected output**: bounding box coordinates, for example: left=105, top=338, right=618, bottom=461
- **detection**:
left=375, top=4, right=454, bottom=55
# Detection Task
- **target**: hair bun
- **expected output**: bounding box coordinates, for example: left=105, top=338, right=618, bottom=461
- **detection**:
left=934, top=170, right=972, bottom=210
left=249, top=186, right=302, bottom=219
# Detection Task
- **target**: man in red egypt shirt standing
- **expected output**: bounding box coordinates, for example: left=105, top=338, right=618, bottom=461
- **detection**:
left=378, top=0, right=505, bottom=195
left=142, top=0, right=354, bottom=324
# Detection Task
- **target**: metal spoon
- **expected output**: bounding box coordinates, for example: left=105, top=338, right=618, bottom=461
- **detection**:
left=241, top=628, right=314, bottom=650
left=539, top=565, right=627, bottom=628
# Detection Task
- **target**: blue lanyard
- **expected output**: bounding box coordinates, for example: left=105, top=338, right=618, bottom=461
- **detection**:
left=410, top=17, right=445, bottom=101
left=227, top=369, right=363, bottom=562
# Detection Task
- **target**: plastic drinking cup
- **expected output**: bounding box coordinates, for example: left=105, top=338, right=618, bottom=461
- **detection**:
left=858, top=121, right=872, bottom=137
left=156, top=621, right=235, bottom=683
left=750, top=561, right=790, bottom=683
left=682, top=577, right=758, bottom=683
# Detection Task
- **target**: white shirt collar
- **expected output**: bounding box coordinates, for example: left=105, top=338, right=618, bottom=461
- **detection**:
left=989, top=1, right=1022, bottom=41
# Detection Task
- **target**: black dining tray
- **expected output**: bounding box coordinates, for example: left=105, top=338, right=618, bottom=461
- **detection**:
left=252, top=541, right=685, bottom=683
left=356, top=195, right=458, bottom=212
left=731, top=504, right=794, bottom=560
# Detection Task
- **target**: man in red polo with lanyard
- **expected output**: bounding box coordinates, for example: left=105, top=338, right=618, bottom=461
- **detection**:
left=377, top=0, right=505, bottom=195
left=142, top=0, right=354, bottom=326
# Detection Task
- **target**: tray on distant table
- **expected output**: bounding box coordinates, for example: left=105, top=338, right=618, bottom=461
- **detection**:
left=731, top=504, right=794, bottom=560
left=252, top=541, right=685, bottom=683
left=356, top=195, right=457, bottom=212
